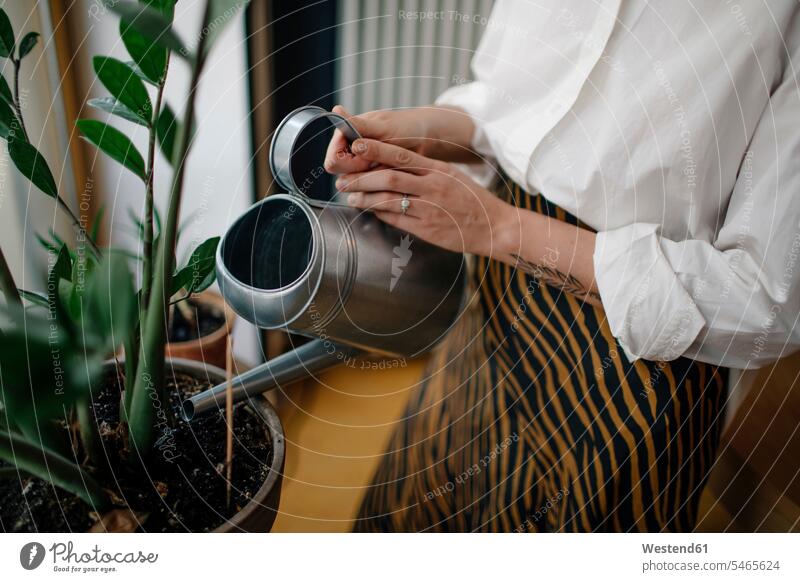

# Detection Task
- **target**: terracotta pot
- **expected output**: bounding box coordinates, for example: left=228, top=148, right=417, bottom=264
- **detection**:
left=166, top=291, right=235, bottom=369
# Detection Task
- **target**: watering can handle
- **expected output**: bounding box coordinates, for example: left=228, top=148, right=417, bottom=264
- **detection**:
left=269, top=106, right=362, bottom=194
left=328, top=111, right=362, bottom=144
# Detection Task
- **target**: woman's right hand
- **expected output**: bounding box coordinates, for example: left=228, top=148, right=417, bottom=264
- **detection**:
left=324, top=106, right=431, bottom=175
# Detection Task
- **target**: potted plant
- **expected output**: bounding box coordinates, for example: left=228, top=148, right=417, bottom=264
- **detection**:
left=165, top=289, right=235, bottom=369
left=38, top=208, right=235, bottom=369
left=112, top=205, right=235, bottom=368
left=0, top=0, right=284, bottom=532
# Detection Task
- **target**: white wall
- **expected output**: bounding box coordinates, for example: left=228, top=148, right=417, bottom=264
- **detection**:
left=76, top=0, right=260, bottom=365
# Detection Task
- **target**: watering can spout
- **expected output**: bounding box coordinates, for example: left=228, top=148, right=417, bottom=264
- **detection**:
left=181, top=339, right=362, bottom=421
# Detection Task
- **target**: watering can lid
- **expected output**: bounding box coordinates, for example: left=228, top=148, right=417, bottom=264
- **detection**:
left=269, top=105, right=362, bottom=199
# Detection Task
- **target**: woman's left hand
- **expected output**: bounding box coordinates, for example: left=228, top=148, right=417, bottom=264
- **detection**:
left=336, top=138, right=517, bottom=257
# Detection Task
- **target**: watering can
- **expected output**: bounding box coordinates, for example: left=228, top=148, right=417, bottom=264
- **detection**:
left=183, top=106, right=466, bottom=419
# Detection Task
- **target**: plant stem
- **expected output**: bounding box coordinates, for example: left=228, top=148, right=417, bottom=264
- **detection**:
left=0, top=247, right=22, bottom=306
left=11, top=59, right=29, bottom=143
left=141, top=56, right=171, bottom=339
left=128, top=4, right=212, bottom=455
left=76, top=400, right=99, bottom=465
left=56, top=197, right=102, bottom=260
left=123, top=327, right=139, bottom=414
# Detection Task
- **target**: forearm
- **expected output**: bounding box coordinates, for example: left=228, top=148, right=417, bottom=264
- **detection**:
left=337, top=134, right=601, bottom=306
left=416, top=105, right=482, bottom=164
left=490, top=203, right=602, bottom=306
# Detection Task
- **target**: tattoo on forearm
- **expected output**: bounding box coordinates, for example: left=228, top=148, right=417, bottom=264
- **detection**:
left=510, top=253, right=602, bottom=303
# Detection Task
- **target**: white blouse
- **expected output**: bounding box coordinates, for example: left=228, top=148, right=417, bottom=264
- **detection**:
left=437, top=0, right=800, bottom=369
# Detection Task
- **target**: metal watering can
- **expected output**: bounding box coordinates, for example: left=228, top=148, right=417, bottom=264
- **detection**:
left=183, top=106, right=466, bottom=419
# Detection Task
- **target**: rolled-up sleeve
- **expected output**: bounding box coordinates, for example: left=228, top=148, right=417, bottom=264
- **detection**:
left=435, top=81, right=495, bottom=160
left=435, top=81, right=498, bottom=186
left=594, top=70, right=800, bottom=369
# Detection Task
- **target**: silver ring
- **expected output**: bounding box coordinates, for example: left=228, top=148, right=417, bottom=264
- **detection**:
left=400, top=195, right=410, bottom=215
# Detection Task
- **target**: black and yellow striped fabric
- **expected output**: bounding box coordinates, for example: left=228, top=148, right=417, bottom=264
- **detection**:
left=354, top=179, right=728, bottom=532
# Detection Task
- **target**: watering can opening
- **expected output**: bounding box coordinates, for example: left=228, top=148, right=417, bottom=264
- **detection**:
left=222, top=197, right=315, bottom=292
left=217, top=195, right=325, bottom=330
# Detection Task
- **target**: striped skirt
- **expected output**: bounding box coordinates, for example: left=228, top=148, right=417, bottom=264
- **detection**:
left=354, top=179, right=727, bottom=532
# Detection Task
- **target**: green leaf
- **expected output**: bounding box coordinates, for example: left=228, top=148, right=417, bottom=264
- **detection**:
left=203, top=0, right=250, bottom=57
left=90, top=206, right=105, bottom=243
left=0, top=97, right=18, bottom=139
left=0, top=76, right=12, bottom=105
left=0, top=9, right=14, bottom=59
left=43, top=244, right=75, bottom=326
left=172, top=237, right=219, bottom=294
left=128, top=207, right=146, bottom=238
left=85, top=253, right=136, bottom=352
left=35, top=229, right=67, bottom=256
left=18, top=289, right=48, bottom=307
left=76, top=119, right=146, bottom=180
left=154, top=204, right=163, bottom=237
left=86, top=97, right=145, bottom=127
left=64, top=245, right=97, bottom=320
left=156, top=103, right=177, bottom=163
left=50, top=244, right=73, bottom=284
left=120, top=16, right=167, bottom=84
left=149, top=0, right=178, bottom=16
left=58, top=277, right=79, bottom=321
left=0, top=306, right=80, bottom=422
left=128, top=203, right=162, bottom=239
left=126, top=60, right=157, bottom=86
left=88, top=96, right=148, bottom=127
left=17, top=31, right=38, bottom=60
left=50, top=229, right=67, bottom=249
left=35, top=232, right=58, bottom=254
left=93, top=57, right=152, bottom=124
left=108, top=2, right=188, bottom=59
left=155, top=105, right=197, bottom=166
left=7, top=138, right=59, bottom=198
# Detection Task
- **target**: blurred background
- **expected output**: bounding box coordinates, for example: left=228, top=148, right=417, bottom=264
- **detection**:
left=1, top=0, right=798, bottom=532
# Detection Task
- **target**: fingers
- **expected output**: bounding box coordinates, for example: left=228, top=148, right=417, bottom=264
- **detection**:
left=351, top=138, right=445, bottom=174
left=332, top=105, right=370, bottom=137
left=372, top=209, right=414, bottom=229
left=336, top=169, right=423, bottom=195
left=346, top=191, right=420, bottom=217
left=324, top=129, right=371, bottom=175
left=324, top=105, right=393, bottom=174
left=331, top=104, right=350, bottom=117
left=324, top=105, right=374, bottom=174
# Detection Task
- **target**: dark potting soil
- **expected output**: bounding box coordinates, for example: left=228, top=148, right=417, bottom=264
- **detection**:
left=0, top=367, right=272, bottom=532
left=168, top=298, right=226, bottom=343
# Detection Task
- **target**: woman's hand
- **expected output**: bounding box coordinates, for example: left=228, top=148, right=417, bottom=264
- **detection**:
left=324, top=106, right=430, bottom=175
left=336, top=138, right=518, bottom=257
left=338, top=137, right=602, bottom=306
left=324, top=105, right=481, bottom=175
